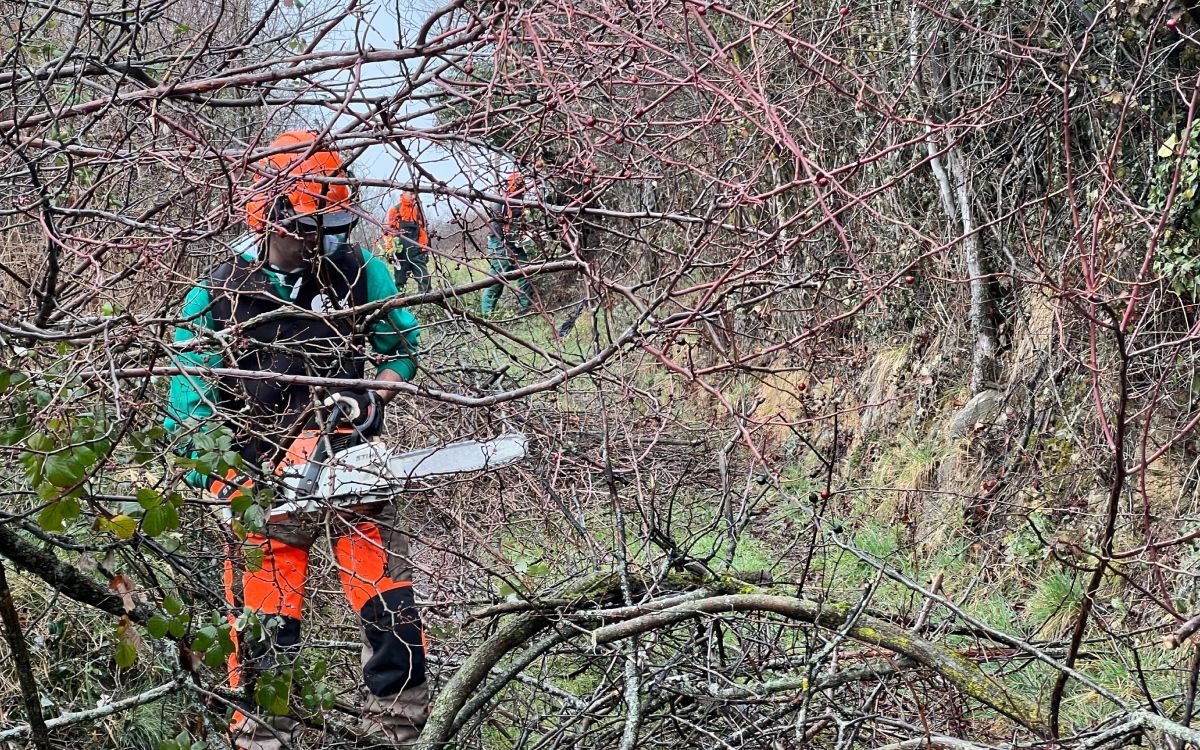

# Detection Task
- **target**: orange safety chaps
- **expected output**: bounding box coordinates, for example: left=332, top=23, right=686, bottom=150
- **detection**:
left=222, top=502, right=428, bottom=749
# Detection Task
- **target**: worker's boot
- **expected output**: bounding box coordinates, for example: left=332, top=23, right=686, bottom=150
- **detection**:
left=357, top=587, right=429, bottom=747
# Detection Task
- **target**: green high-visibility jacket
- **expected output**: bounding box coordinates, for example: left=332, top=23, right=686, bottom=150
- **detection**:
left=164, top=236, right=420, bottom=485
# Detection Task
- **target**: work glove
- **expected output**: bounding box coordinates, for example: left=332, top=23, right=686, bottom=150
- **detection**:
left=321, top=389, right=386, bottom=436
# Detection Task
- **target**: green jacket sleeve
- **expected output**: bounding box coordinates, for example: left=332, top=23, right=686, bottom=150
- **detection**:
left=361, top=248, right=421, bottom=380
left=164, top=285, right=223, bottom=432
left=164, top=285, right=223, bottom=488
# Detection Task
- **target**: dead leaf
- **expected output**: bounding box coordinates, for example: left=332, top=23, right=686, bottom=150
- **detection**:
left=108, top=574, right=137, bottom=614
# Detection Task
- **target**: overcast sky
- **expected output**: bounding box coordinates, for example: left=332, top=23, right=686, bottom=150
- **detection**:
left=282, top=0, right=499, bottom=225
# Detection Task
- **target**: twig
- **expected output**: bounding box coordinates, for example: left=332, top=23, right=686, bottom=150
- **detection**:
left=0, top=679, right=185, bottom=742
left=588, top=592, right=1046, bottom=732
left=1165, top=613, right=1200, bottom=650
left=868, top=737, right=1004, bottom=750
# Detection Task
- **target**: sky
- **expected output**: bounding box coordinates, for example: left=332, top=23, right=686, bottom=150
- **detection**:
left=280, top=0, right=499, bottom=225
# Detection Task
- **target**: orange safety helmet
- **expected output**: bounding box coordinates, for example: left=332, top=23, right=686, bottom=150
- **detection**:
left=244, top=130, right=358, bottom=233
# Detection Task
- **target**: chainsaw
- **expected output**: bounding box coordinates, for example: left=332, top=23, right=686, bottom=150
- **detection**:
left=211, top=405, right=529, bottom=521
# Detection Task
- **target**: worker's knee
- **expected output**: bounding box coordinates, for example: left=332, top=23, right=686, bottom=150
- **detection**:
left=359, top=586, right=426, bottom=697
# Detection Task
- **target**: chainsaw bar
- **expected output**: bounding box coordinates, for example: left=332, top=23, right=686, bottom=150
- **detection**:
left=268, top=433, right=528, bottom=519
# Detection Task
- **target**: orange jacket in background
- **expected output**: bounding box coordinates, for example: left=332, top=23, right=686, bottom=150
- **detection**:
left=385, top=192, right=429, bottom=249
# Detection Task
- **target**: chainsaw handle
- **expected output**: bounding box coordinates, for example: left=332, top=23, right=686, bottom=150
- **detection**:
left=295, top=401, right=344, bottom=499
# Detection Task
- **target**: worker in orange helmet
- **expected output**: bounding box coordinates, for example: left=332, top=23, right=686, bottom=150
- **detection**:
left=480, top=171, right=533, bottom=315
left=382, top=188, right=432, bottom=294
left=164, top=130, right=428, bottom=748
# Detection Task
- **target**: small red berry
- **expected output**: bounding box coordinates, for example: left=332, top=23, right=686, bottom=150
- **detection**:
left=797, top=382, right=807, bottom=391
left=629, top=74, right=639, bottom=84
left=819, top=490, right=831, bottom=500
left=464, top=61, right=474, bottom=75
left=696, top=4, right=706, bottom=14
left=615, top=134, right=625, bottom=144
left=816, top=175, right=829, bottom=187
left=585, top=115, right=597, bottom=127
left=1167, top=18, right=1179, bottom=30
left=904, top=275, right=915, bottom=285
left=839, top=6, right=849, bottom=16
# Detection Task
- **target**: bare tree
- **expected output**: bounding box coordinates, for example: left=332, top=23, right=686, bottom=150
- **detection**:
left=3, top=0, right=1200, bottom=748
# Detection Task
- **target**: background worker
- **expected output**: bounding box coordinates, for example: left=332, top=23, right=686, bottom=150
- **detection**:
left=384, top=188, right=432, bottom=294
left=164, top=130, right=428, bottom=748
left=480, top=172, right=533, bottom=315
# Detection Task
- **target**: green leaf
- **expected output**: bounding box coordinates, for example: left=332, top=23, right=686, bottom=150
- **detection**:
left=217, top=625, right=235, bottom=655
left=0, top=420, right=30, bottom=447
left=230, top=494, right=253, bottom=515
left=168, top=616, right=186, bottom=639
left=43, top=452, right=84, bottom=488
left=142, top=504, right=179, bottom=538
left=255, top=683, right=277, bottom=711
left=164, top=595, right=184, bottom=616
left=100, top=514, right=138, bottom=540
left=242, top=504, right=266, bottom=532
left=63, top=494, right=81, bottom=517
left=146, top=616, right=169, bottom=638
left=70, top=444, right=98, bottom=471
left=136, top=488, right=162, bottom=510
left=115, top=637, right=137, bottom=668
left=36, top=482, right=63, bottom=502
left=203, top=646, right=225, bottom=669
left=26, top=432, right=53, bottom=453
left=38, top=502, right=65, bottom=532
left=244, top=547, right=265, bottom=572
left=192, top=625, right=218, bottom=652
